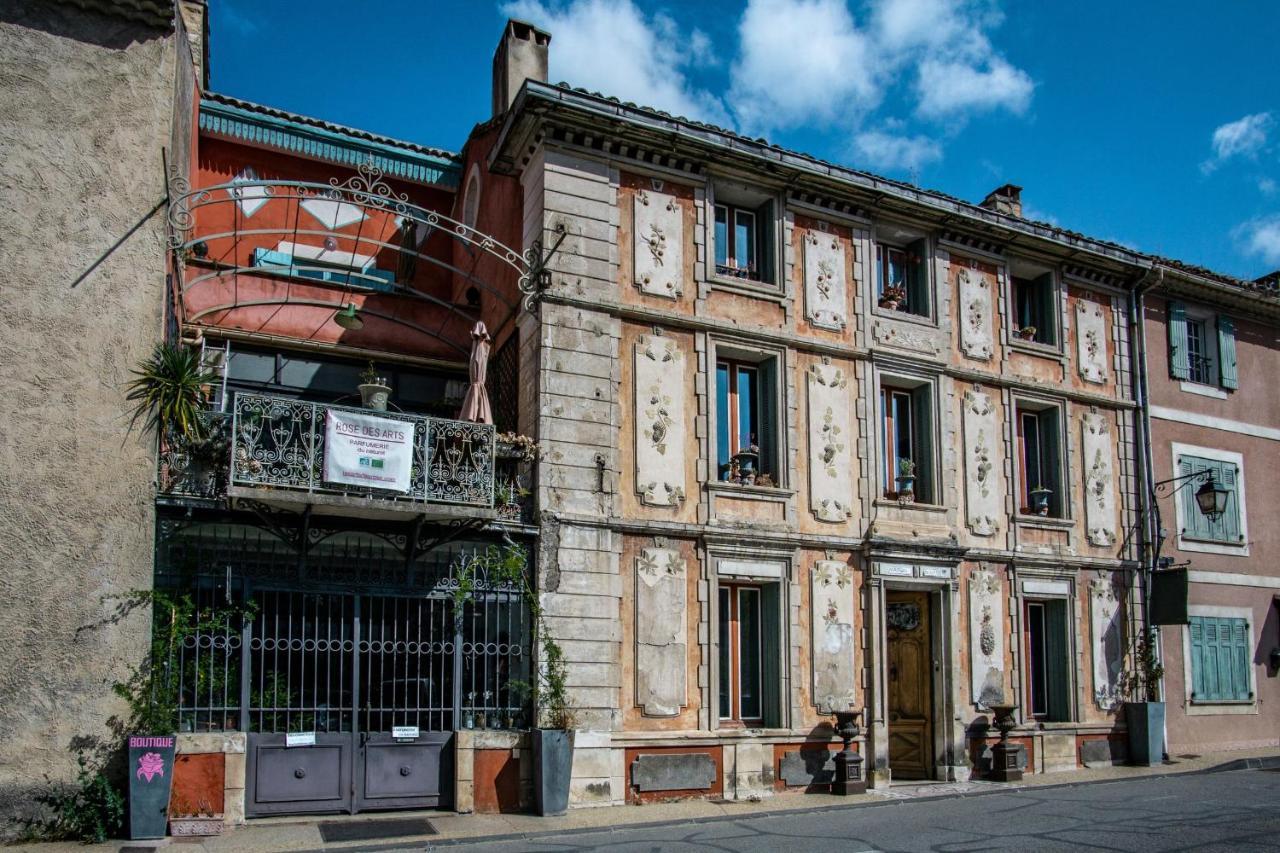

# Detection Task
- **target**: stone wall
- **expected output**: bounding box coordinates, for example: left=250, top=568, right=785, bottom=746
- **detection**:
left=0, top=3, right=174, bottom=820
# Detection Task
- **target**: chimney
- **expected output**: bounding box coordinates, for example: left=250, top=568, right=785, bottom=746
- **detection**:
left=492, top=19, right=552, bottom=118
left=979, top=183, right=1023, bottom=218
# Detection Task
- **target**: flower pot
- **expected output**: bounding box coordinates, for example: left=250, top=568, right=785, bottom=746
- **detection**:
left=895, top=475, right=916, bottom=502
left=1030, top=488, right=1052, bottom=516
left=169, top=816, right=224, bottom=837
left=532, top=728, right=574, bottom=816
left=358, top=382, right=391, bottom=411
left=1125, top=701, right=1165, bottom=766
left=1016, top=327, right=1037, bottom=341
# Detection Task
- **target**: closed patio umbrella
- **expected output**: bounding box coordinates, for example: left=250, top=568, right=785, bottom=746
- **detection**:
left=459, top=321, right=493, bottom=424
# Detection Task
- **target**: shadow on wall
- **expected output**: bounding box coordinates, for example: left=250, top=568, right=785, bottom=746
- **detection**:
left=0, top=2, right=171, bottom=49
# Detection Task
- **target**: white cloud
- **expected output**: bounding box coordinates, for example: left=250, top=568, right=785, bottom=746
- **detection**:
left=915, top=56, right=1033, bottom=118
left=502, top=0, right=729, bottom=125
left=852, top=130, right=942, bottom=172
left=1260, top=177, right=1277, bottom=196
left=1236, top=214, right=1280, bottom=265
left=1202, top=112, right=1273, bottom=174
left=729, top=0, right=878, bottom=133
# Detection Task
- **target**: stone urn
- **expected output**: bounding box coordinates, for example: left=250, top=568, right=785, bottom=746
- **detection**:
left=358, top=379, right=392, bottom=411
left=830, top=709, right=865, bottom=795
left=987, top=703, right=1024, bottom=782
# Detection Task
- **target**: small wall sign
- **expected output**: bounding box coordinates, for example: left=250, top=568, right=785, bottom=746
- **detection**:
left=127, top=735, right=175, bottom=840
left=285, top=732, right=316, bottom=747
left=392, top=726, right=420, bottom=739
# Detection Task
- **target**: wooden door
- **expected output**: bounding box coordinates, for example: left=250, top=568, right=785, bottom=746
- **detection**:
left=886, top=590, right=933, bottom=779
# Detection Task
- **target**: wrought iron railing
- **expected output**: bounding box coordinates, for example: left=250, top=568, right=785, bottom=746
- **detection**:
left=158, top=393, right=496, bottom=509
left=230, top=393, right=495, bottom=508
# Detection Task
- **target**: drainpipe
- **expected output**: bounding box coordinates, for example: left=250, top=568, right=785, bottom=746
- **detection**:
left=1128, top=265, right=1167, bottom=752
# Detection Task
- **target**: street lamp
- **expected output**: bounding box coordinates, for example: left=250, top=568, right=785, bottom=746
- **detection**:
left=333, top=302, right=364, bottom=330
left=1193, top=473, right=1230, bottom=522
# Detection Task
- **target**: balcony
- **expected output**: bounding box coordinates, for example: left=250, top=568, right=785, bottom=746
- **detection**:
left=159, top=392, right=496, bottom=519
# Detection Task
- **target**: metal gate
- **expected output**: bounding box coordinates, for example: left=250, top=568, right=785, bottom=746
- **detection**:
left=157, top=520, right=530, bottom=817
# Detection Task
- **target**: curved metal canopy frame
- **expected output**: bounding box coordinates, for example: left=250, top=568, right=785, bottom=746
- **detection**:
left=167, top=159, right=556, bottom=353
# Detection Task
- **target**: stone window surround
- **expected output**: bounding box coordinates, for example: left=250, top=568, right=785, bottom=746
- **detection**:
left=1169, top=442, right=1249, bottom=557
left=870, top=221, right=936, bottom=325
left=872, top=364, right=942, bottom=508
left=1179, top=604, right=1258, bottom=716
left=1005, top=257, right=1066, bottom=358
left=703, top=542, right=797, bottom=733
left=1010, top=394, right=1073, bottom=523
left=1009, top=568, right=1081, bottom=726
left=706, top=334, right=791, bottom=492
left=703, top=174, right=785, bottom=298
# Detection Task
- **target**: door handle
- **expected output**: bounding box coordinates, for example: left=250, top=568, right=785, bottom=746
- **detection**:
left=399, top=766, right=412, bottom=777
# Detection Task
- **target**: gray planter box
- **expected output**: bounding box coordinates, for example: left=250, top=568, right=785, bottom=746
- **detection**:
left=1125, top=701, right=1165, bottom=766
left=532, top=729, right=573, bottom=816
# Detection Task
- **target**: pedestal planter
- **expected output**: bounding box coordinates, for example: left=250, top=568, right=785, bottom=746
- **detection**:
left=127, top=735, right=176, bottom=840
left=532, top=729, right=574, bottom=816
left=358, top=382, right=392, bottom=411
left=987, top=705, right=1024, bottom=782
left=830, top=710, right=865, bottom=795
left=1125, top=701, right=1165, bottom=766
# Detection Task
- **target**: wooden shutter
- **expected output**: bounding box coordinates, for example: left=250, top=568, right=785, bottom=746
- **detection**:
left=760, top=583, right=783, bottom=728
left=1042, top=409, right=1063, bottom=518
left=1037, top=273, right=1057, bottom=345
left=1227, top=618, right=1250, bottom=700
left=1194, top=616, right=1252, bottom=701
left=1217, top=315, right=1238, bottom=389
left=1217, top=461, right=1242, bottom=543
left=759, top=359, right=780, bottom=482
left=908, top=238, right=929, bottom=314
left=1044, top=600, right=1072, bottom=721
left=755, top=199, right=776, bottom=285
left=1168, top=301, right=1191, bottom=379
left=1189, top=617, right=1208, bottom=700
left=912, top=385, right=934, bottom=503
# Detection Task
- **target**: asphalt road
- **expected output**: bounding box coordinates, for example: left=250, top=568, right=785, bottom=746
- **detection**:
left=436, top=768, right=1280, bottom=852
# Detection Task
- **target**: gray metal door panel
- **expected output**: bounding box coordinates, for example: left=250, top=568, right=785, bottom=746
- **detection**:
left=356, top=732, right=452, bottom=810
left=247, top=733, right=352, bottom=815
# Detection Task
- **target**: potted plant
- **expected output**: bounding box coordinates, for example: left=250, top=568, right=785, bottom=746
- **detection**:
left=358, top=361, right=392, bottom=411
left=1015, top=325, right=1037, bottom=341
left=1119, top=628, right=1166, bottom=766
left=126, top=343, right=217, bottom=442
left=878, top=285, right=907, bottom=310
left=895, top=458, right=916, bottom=502
left=1029, top=485, right=1053, bottom=516
left=168, top=796, right=222, bottom=838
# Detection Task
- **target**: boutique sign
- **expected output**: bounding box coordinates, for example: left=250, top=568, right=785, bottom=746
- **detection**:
left=324, top=410, right=415, bottom=493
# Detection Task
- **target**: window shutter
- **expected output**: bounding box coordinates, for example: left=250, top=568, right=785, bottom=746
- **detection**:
left=1044, top=600, right=1071, bottom=722
left=760, top=583, right=783, bottom=728
left=1037, top=273, right=1056, bottom=345
left=1042, top=410, right=1063, bottom=518
left=755, top=199, right=775, bottom=285
left=1179, top=457, right=1209, bottom=540
left=1217, top=315, right=1238, bottom=389
left=912, top=386, right=934, bottom=503
left=1218, top=462, right=1242, bottom=543
left=1168, top=301, right=1191, bottom=379
left=1228, top=619, right=1250, bottom=700
left=1189, top=618, right=1207, bottom=700
left=874, top=245, right=883, bottom=295
left=908, top=238, right=929, bottom=314
left=715, top=364, right=731, bottom=471
left=758, top=359, right=780, bottom=482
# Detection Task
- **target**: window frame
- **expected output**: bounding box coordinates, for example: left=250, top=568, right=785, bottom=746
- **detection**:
left=1170, top=443, right=1249, bottom=556
left=872, top=232, right=932, bottom=320
left=717, top=583, right=765, bottom=725
left=708, top=180, right=780, bottom=290
left=1022, top=597, right=1073, bottom=723
left=1006, top=263, right=1061, bottom=351
left=710, top=340, right=786, bottom=488
left=1014, top=401, right=1066, bottom=519
left=877, top=374, right=937, bottom=504
left=1181, top=606, right=1257, bottom=712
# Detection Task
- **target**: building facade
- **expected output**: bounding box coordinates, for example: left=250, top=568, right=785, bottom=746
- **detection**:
left=1140, top=266, right=1280, bottom=755
left=488, top=66, right=1149, bottom=802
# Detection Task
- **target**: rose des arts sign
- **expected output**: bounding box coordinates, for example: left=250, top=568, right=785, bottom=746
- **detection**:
left=324, top=410, right=415, bottom=493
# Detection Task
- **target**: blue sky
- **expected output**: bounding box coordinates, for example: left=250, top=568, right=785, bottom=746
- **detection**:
left=210, top=0, right=1280, bottom=280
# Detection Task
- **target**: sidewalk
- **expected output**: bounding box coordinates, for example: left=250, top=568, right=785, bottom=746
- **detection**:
left=13, top=746, right=1280, bottom=852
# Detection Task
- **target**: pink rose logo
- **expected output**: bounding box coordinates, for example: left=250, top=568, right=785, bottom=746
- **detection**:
left=136, top=752, right=165, bottom=783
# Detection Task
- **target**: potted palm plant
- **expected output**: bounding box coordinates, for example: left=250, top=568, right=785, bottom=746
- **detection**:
left=895, top=458, right=916, bottom=502
left=126, top=343, right=216, bottom=441
left=358, top=361, right=392, bottom=411
left=1119, top=629, right=1165, bottom=766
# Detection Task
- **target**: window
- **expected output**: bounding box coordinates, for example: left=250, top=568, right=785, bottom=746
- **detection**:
left=716, top=356, right=779, bottom=485
left=711, top=183, right=777, bottom=286
left=1016, top=405, right=1063, bottom=518
left=717, top=581, right=781, bottom=726
left=880, top=383, right=933, bottom=502
left=1024, top=599, right=1071, bottom=721
left=1011, top=272, right=1056, bottom=346
left=1188, top=616, right=1252, bottom=702
left=1168, top=301, right=1238, bottom=389
left=875, top=239, right=929, bottom=317
left=1176, top=454, right=1243, bottom=545
left=252, top=244, right=396, bottom=292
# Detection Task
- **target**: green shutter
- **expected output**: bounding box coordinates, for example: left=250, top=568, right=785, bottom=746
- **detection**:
left=908, top=238, right=930, bottom=315
left=1042, top=409, right=1063, bottom=518
left=1217, top=461, right=1242, bottom=543
left=1193, top=617, right=1253, bottom=702
left=1217, top=315, right=1238, bottom=389
left=1228, top=619, right=1250, bottom=700
left=1168, top=301, right=1191, bottom=380
left=1181, top=456, right=1244, bottom=544
left=1189, top=618, right=1208, bottom=700
left=759, top=359, right=780, bottom=482
left=755, top=199, right=776, bottom=285
left=760, top=583, right=783, bottom=728
left=912, top=386, right=934, bottom=503
left=1044, top=600, right=1071, bottom=722
left=1037, top=273, right=1057, bottom=346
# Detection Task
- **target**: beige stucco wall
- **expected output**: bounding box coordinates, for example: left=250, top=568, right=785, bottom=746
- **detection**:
left=0, top=3, right=174, bottom=819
